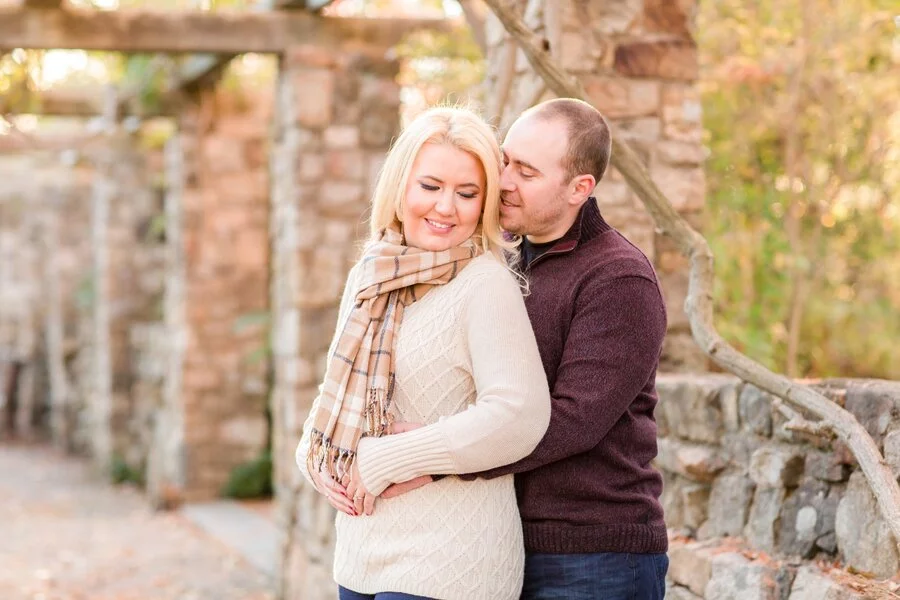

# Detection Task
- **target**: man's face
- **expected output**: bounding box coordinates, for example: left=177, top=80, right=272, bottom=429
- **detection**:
left=499, top=114, right=572, bottom=243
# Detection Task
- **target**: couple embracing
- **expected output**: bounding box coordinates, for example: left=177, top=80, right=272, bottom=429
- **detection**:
left=296, top=98, right=669, bottom=600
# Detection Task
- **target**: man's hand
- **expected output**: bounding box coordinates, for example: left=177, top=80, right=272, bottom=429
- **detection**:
left=388, top=421, right=425, bottom=434
left=381, top=475, right=435, bottom=499
left=310, top=469, right=356, bottom=516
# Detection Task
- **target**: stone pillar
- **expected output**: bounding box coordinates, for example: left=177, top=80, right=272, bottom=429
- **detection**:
left=86, top=130, right=161, bottom=474
left=159, top=84, right=272, bottom=503
left=147, top=134, right=188, bottom=508
left=483, top=0, right=707, bottom=371
left=270, top=44, right=400, bottom=597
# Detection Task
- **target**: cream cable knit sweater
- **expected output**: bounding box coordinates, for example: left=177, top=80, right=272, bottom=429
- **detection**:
left=296, top=252, right=551, bottom=600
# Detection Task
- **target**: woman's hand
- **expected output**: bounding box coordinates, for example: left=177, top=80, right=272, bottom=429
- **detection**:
left=344, top=460, right=377, bottom=516
left=311, top=469, right=357, bottom=516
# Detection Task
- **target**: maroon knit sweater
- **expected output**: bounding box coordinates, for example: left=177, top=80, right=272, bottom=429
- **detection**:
left=476, top=199, right=668, bottom=554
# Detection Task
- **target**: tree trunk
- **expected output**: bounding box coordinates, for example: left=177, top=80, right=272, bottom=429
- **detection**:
left=481, top=0, right=900, bottom=553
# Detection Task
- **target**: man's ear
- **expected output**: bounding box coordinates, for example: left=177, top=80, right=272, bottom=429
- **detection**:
left=569, top=174, right=596, bottom=206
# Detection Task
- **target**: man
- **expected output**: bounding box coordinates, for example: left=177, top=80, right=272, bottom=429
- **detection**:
left=387, top=98, right=669, bottom=598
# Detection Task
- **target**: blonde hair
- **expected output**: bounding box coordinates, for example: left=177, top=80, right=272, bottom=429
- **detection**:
left=368, top=106, right=513, bottom=258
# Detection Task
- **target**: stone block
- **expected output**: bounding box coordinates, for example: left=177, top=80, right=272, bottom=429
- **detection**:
left=705, top=553, right=792, bottom=600
left=325, top=149, right=365, bottom=182
left=584, top=76, right=661, bottom=119
left=683, top=482, right=710, bottom=529
left=650, top=165, right=705, bottom=212
left=884, top=428, right=900, bottom=477
left=641, top=0, right=695, bottom=36
left=844, top=380, right=896, bottom=447
left=291, top=68, right=335, bottom=130
left=744, top=485, right=786, bottom=553
left=788, top=566, right=866, bottom=600
left=655, top=374, right=730, bottom=443
left=703, top=471, right=755, bottom=538
left=318, top=182, right=366, bottom=218
left=805, top=450, right=850, bottom=483
left=219, top=415, right=267, bottom=447
left=668, top=539, right=716, bottom=596
left=614, top=39, right=698, bottom=80
left=835, top=471, right=899, bottom=578
left=656, top=437, right=726, bottom=482
left=666, top=584, right=704, bottom=600
left=749, top=446, right=805, bottom=488
left=656, top=140, right=708, bottom=166
left=559, top=0, right=643, bottom=35
left=360, top=106, right=399, bottom=149
left=739, top=385, right=774, bottom=437
left=778, top=477, right=841, bottom=558
left=323, top=126, right=360, bottom=150
left=297, top=153, right=326, bottom=183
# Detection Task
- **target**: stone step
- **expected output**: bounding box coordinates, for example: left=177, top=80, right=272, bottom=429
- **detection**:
left=180, top=500, right=278, bottom=578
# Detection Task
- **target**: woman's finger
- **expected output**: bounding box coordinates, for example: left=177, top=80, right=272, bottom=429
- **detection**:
left=363, top=492, right=376, bottom=516
left=322, top=486, right=356, bottom=515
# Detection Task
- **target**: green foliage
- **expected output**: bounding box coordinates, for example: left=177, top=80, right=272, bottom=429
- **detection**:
left=110, top=455, right=144, bottom=486
left=699, top=0, right=900, bottom=378
left=221, top=451, right=273, bottom=499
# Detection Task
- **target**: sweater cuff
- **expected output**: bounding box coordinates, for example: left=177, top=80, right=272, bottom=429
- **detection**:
left=356, top=426, right=456, bottom=496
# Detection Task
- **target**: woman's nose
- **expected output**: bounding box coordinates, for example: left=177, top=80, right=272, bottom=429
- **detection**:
left=434, top=191, right=455, bottom=215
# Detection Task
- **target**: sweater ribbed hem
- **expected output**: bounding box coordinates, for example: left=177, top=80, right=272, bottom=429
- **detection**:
left=356, top=426, right=456, bottom=495
left=523, top=522, right=668, bottom=554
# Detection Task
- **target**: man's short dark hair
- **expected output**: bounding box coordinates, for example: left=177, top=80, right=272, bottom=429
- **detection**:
left=528, top=98, right=612, bottom=185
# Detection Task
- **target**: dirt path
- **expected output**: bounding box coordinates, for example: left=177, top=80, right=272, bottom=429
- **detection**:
left=0, top=442, right=274, bottom=600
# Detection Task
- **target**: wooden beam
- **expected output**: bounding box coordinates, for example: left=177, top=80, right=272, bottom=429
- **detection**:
left=1, top=88, right=103, bottom=116
left=23, top=0, right=64, bottom=7
left=0, top=6, right=452, bottom=53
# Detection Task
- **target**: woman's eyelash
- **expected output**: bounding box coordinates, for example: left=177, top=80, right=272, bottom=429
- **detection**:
left=459, top=193, right=477, bottom=199
left=420, top=183, right=439, bottom=191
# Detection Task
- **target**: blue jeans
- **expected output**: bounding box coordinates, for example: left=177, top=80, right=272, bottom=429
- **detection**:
left=338, top=586, right=434, bottom=600
left=521, top=551, right=668, bottom=600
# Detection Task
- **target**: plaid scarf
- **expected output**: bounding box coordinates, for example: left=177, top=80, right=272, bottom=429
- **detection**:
left=306, top=226, right=482, bottom=480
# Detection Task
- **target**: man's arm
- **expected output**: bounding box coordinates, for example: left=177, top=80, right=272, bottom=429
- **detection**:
left=472, top=273, right=667, bottom=478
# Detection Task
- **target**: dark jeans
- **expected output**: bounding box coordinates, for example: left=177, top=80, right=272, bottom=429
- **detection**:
left=521, top=551, right=668, bottom=600
left=338, top=586, right=434, bottom=600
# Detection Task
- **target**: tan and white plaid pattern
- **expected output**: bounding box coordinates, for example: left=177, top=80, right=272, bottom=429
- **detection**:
left=307, top=227, right=481, bottom=480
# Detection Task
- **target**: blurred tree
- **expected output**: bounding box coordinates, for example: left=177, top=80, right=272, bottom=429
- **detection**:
left=699, top=0, right=900, bottom=378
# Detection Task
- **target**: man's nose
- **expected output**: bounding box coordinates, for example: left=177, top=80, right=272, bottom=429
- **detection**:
left=500, top=164, right=515, bottom=191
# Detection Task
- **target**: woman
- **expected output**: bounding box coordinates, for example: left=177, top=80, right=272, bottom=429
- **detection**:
left=295, top=107, right=551, bottom=600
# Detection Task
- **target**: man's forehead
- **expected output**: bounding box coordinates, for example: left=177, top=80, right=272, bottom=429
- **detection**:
left=503, top=115, right=567, bottom=163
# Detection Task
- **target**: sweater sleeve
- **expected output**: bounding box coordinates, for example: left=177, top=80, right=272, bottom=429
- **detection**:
left=355, top=266, right=552, bottom=496
left=294, top=263, right=361, bottom=486
left=473, top=273, right=667, bottom=478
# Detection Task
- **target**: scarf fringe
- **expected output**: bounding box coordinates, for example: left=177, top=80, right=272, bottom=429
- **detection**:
left=306, top=429, right=356, bottom=481
left=365, top=386, right=393, bottom=438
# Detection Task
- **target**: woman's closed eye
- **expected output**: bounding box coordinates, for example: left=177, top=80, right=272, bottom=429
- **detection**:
left=420, top=183, right=440, bottom=192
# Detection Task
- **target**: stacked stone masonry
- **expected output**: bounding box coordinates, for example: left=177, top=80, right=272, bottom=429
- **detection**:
left=658, top=374, right=900, bottom=598
left=482, top=0, right=707, bottom=371
left=270, top=43, right=401, bottom=599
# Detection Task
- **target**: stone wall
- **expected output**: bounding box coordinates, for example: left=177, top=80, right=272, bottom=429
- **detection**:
left=481, top=0, right=706, bottom=371
left=658, top=374, right=900, bottom=597
left=0, top=156, right=94, bottom=441
left=270, top=44, right=400, bottom=598
left=146, top=82, right=272, bottom=505
left=81, top=132, right=164, bottom=476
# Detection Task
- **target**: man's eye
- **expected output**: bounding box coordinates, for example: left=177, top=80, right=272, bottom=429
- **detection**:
left=420, top=183, right=439, bottom=191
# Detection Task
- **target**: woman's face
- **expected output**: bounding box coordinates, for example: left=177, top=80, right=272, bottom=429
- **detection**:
left=400, top=143, right=485, bottom=252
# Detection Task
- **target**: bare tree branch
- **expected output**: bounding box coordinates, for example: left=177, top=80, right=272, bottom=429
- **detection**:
left=457, top=0, right=488, bottom=56
left=481, top=0, right=900, bottom=552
